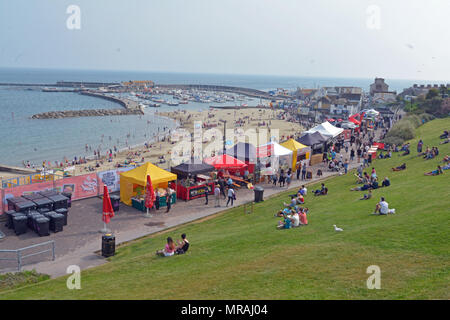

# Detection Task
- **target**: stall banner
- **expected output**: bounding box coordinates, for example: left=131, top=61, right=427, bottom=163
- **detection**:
left=188, top=183, right=214, bottom=200
left=54, top=173, right=99, bottom=200
left=1, top=180, right=55, bottom=214
left=343, top=129, right=352, bottom=141
left=98, top=167, right=134, bottom=192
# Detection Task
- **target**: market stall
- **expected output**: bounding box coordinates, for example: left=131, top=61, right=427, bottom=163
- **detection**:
left=171, top=160, right=215, bottom=201
left=120, top=162, right=177, bottom=211
left=225, top=142, right=257, bottom=175
left=257, top=141, right=293, bottom=174
left=280, top=139, right=311, bottom=169
left=304, top=121, right=344, bottom=138
left=203, top=154, right=248, bottom=175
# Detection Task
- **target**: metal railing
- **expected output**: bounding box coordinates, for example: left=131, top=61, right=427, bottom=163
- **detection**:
left=0, top=240, right=55, bottom=272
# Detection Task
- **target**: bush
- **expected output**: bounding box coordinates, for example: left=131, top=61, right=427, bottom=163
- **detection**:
left=383, top=135, right=404, bottom=146
left=385, top=120, right=416, bottom=141
left=404, top=115, right=421, bottom=128
left=418, top=113, right=435, bottom=123
left=0, top=270, right=50, bottom=292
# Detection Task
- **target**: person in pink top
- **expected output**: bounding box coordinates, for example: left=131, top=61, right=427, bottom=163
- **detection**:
left=299, top=208, right=308, bottom=226
left=156, top=237, right=176, bottom=257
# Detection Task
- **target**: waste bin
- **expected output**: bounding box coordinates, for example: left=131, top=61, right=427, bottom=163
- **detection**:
left=110, top=195, right=120, bottom=212
left=47, top=194, right=69, bottom=210
left=13, top=215, right=28, bottom=235
left=32, top=197, right=54, bottom=211
left=102, top=233, right=115, bottom=257
left=35, top=217, right=50, bottom=236
left=55, top=208, right=68, bottom=225
left=5, top=210, right=16, bottom=229
left=254, top=186, right=264, bottom=203
left=62, top=192, right=72, bottom=208
left=48, top=213, right=64, bottom=232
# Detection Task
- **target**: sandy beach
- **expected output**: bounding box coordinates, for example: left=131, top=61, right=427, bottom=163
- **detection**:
left=6, top=107, right=304, bottom=178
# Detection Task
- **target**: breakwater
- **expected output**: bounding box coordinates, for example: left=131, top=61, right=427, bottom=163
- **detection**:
left=31, top=108, right=144, bottom=119
left=30, top=90, right=144, bottom=119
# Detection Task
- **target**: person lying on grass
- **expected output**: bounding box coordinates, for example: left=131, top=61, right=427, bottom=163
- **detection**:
left=424, top=165, right=443, bottom=176
left=175, top=233, right=189, bottom=255
left=373, top=197, right=395, bottom=215
left=440, top=137, right=450, bottom=145
left=442, top=155, right=450, bottom=163
left=360, top=189, right=372, bottom=200
left=156, top=237, right=176, bottom=257
left=392, top=163, right=406, bottom=171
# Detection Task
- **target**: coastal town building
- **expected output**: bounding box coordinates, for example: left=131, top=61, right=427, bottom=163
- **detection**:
left=369, top=78, right=397, bottom=105
left=122, top=80, right=155, bottom=90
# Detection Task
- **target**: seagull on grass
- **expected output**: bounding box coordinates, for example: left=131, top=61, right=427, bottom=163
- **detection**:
left=333, top=225, right=343, bottom=232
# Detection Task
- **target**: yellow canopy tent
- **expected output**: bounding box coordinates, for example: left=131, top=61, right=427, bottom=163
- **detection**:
left=120, top=162, right=177, bottom=206
left=281, top=139, right=311, bottom=169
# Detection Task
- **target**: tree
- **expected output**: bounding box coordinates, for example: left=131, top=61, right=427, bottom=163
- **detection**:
left=426, top=88, right=439, bottom=100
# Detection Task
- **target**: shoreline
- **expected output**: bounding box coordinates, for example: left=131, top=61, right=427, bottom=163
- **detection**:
left=2, top=107, right=303, bottom=179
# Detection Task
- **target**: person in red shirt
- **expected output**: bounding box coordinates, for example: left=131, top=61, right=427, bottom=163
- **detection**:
left=299, top=208, right=308, bottom=226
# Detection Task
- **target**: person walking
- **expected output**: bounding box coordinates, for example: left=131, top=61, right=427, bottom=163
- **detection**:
left=218, top=177, right=226, bottom=199
left=214, top=184, right=221, bottom=207
left=301, top=162, right=307, bottom=180
left=204, top=184, right=209, bottom=205
left=296, top=162, right=301, bottom=180
left=154, top=189, right=160, bottom=211
left=226, top=187, right=235, bottom=207
left=165, top=187, right=172, bottom=213
left=350, top=149, right=355, bottom=162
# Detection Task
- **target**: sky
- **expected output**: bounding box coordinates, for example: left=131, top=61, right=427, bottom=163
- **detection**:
left=0, top=0, right=449, bottom=81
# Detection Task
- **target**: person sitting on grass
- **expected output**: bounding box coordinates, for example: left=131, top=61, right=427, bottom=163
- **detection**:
left=360, top=189, right=372, bottom=200
left=298, top=185, right=307, bottom=196
left=314, top=183, right=328, bottom=196
left=284, top=195, right=298, bottom=208
left=277, top=213, right=292, bottom=229
left=439, top=130, right=449, bottom=139
left=392, top=163, right=406, bottom=171
left=381, top=177, right=391, bottom=187
left=442, top=155, right=450, bottom=163
left=298, top=208, right=308, bottom=226
left=373, top=197, right=395, bottom=215
left=156, top=237, right=176, bottom=257
left=370, top=178, right=379, bottom=189
left=424, top=165, right=443, bottom=176
left=175, top=233, right=190, bottom=255
left=440, top=137, right=450, bottom=145
left=289, top=211, right=300, bottom=228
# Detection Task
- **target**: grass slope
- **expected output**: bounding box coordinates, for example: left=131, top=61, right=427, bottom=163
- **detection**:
left=1, top=119, right=449, bottom=299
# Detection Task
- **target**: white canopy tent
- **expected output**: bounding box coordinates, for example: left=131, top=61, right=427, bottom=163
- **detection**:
left=304, top=121, right=344, bottom=138
left=257, top=141, right=293, bottom=174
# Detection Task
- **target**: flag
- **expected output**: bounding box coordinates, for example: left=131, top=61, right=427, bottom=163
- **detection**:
left=145, top=175, right=155, bottom=209
left=102, top=185, right=114, bottom=224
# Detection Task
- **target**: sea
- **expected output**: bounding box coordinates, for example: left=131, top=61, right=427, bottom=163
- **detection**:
left=0, top=67, right=427, bottom=167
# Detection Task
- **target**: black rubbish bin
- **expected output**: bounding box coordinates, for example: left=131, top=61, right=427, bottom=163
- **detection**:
left=47, top=194, right=69, bottom=210
left=62, top=192, right=72, bottom=208
left=254, top=186, right=264, bottom=203
left=32, top=197, right=54, bottom=211
left=102, top=233, right=115, bottom=257
left=110, top=195, right=120, bottom=212
left=37, top=207, right=50, bottom=214
left=48, top=213, right=64, bottom=232
left=13, top=215, right=28, bottom=235
left=5, top=210, right=16, bottom=229
left=55, top=208, right=68, bottom=225
left=35, top=217, right=50, bottom=236
left=14, top=200, right=37, bottom=214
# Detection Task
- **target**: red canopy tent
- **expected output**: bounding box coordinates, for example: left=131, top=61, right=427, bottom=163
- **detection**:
left=204, top=154, right=247, bottom=171
left=326, top=118, right=335, bottom=122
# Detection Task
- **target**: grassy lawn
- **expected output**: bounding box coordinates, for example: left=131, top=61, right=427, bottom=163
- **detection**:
left=1, top=118, right=449, bottom=299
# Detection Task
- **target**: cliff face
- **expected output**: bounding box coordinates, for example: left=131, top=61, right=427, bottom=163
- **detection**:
left=31, top=108, right=144, bottom=119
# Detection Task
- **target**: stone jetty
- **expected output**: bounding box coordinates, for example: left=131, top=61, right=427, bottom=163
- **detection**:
left=31, top=108, right=144, bottom=119
left=31, top=90, right=144, bottom=119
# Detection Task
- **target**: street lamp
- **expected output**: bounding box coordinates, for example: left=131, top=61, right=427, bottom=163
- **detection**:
left=219, top=119, right=227, bottom=154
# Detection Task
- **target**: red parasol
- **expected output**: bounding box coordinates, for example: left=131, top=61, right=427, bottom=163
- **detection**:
left=145, top=174, right=155, bottom=210
left=102, top=185, right=114, bottom=224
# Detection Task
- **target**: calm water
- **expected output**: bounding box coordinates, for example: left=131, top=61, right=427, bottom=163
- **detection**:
left=0, top=67, right=425, bottom=167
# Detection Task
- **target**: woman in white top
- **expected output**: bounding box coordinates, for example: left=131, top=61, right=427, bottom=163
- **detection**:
left=226, top=187, right=235, bottom=207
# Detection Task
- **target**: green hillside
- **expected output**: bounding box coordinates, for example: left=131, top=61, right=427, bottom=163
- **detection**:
left=1, top=118, right=449, bottom=300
